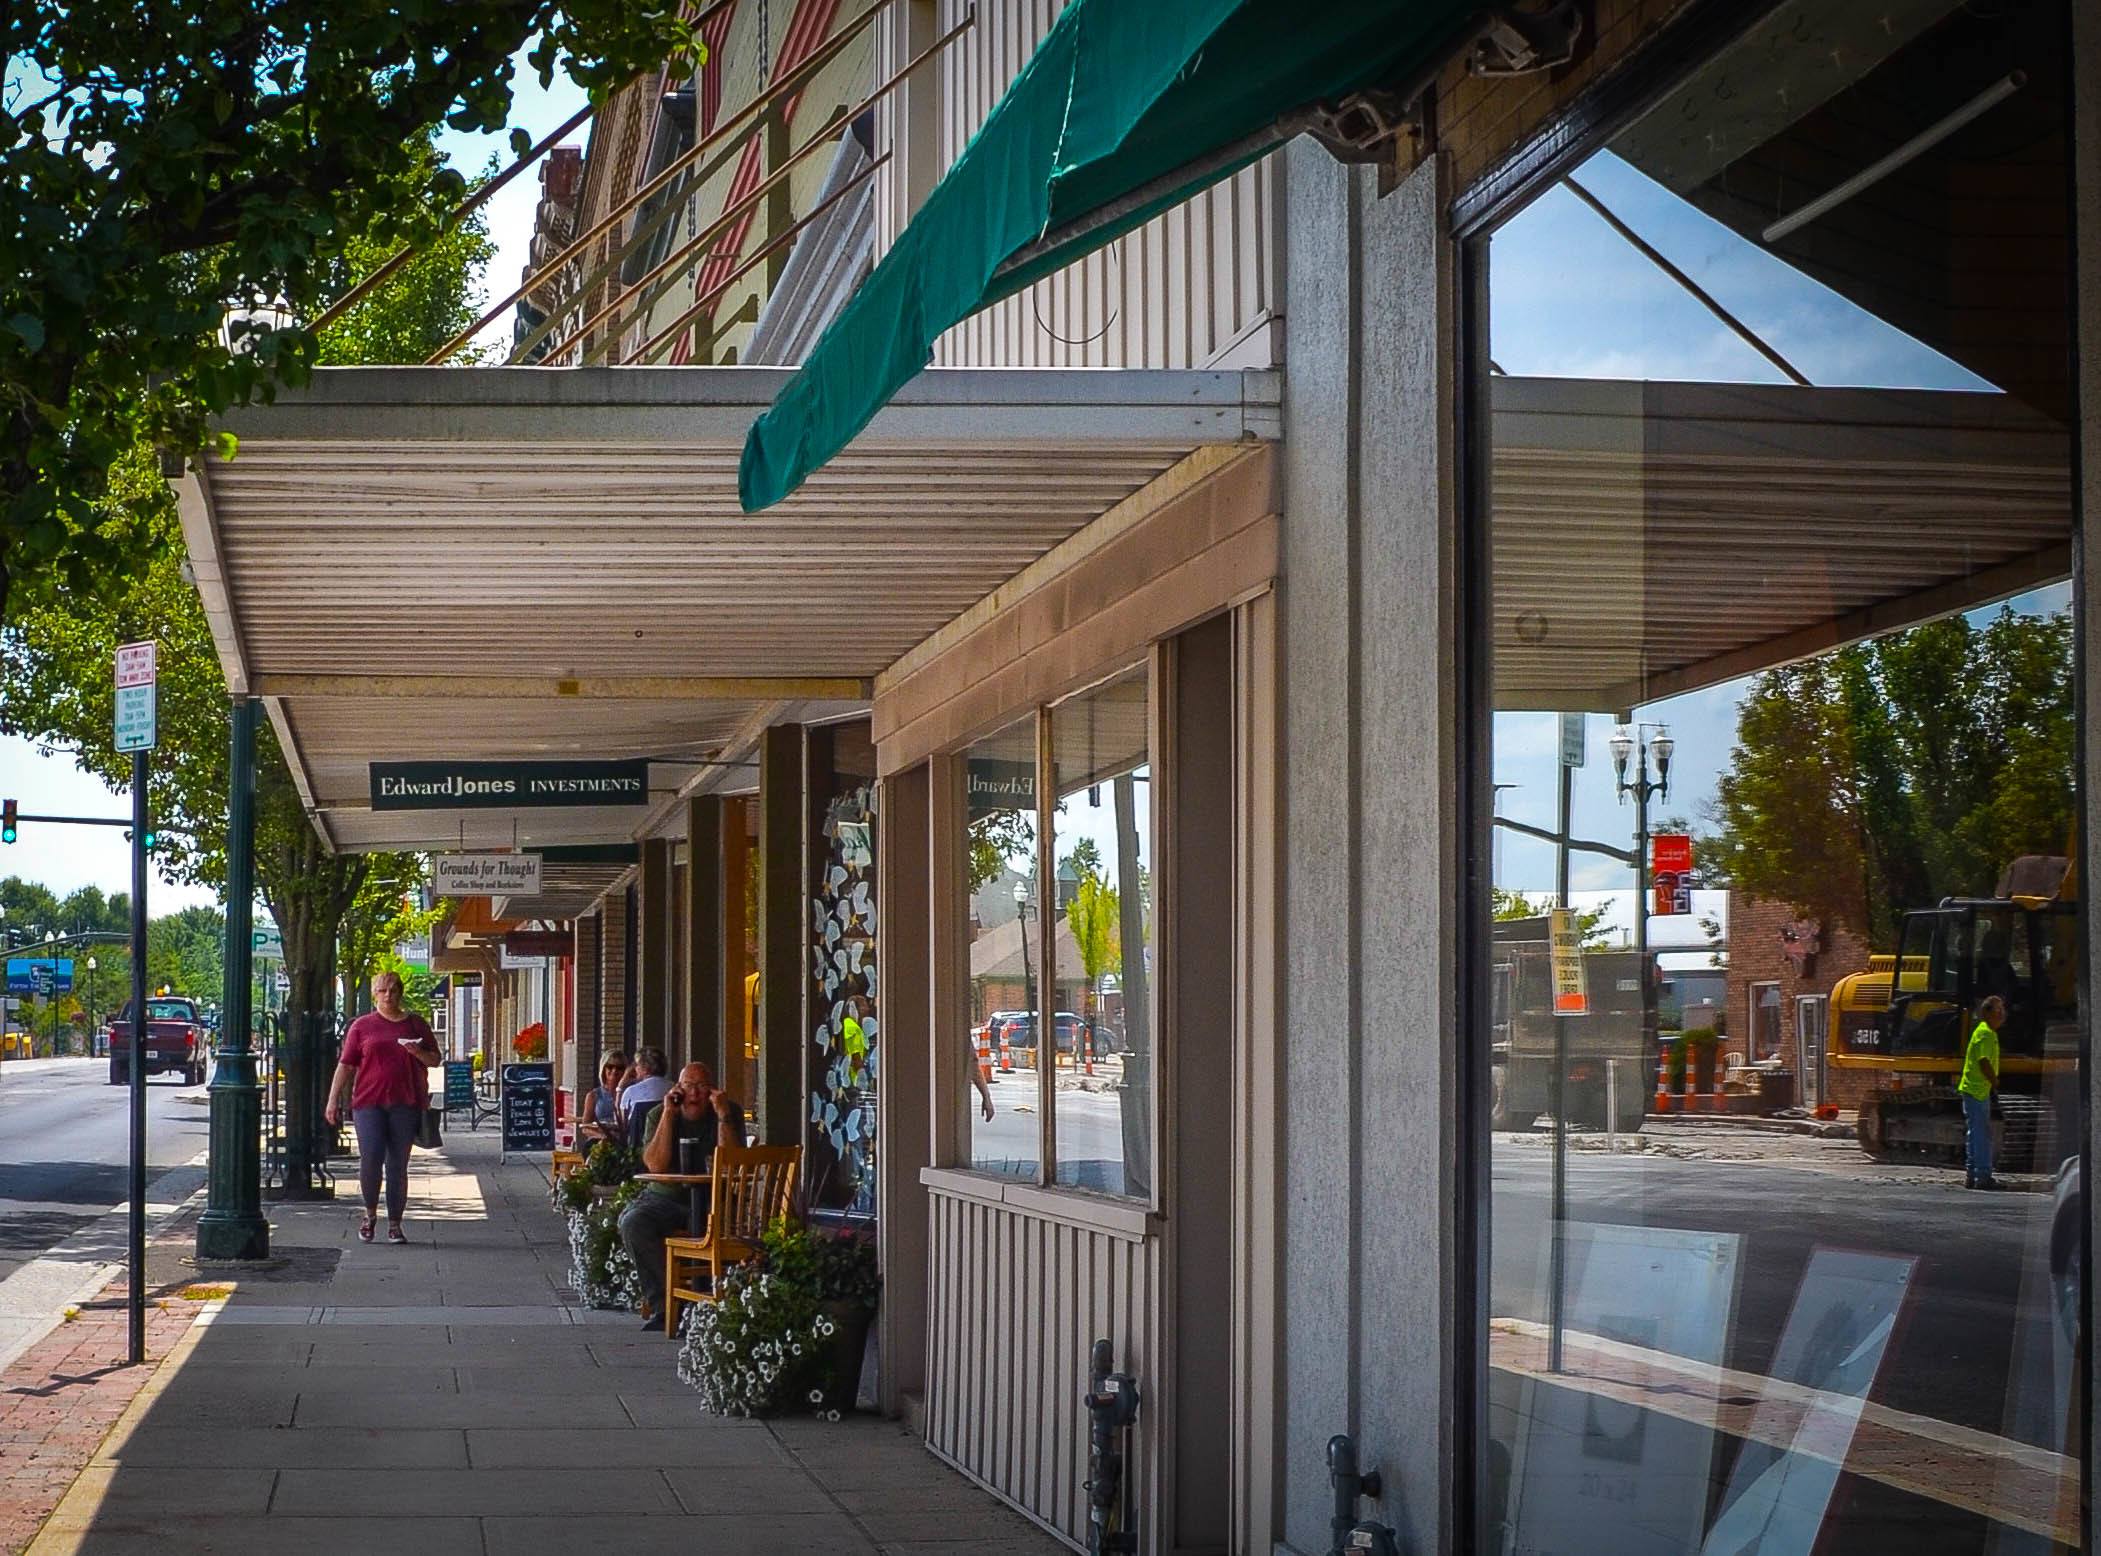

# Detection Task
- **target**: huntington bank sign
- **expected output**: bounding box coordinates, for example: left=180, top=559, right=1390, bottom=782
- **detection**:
left=369, top=760, right=651, bottom=811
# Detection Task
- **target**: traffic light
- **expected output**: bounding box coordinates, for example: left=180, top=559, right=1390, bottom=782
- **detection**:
left=2, top=799, right=16, bottom=844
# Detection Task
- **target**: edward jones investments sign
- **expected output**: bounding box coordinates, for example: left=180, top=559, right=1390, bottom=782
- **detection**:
left=370, top=760, right=651, bottom=811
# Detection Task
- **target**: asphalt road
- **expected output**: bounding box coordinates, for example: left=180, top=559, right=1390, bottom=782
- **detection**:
left=0, top=1056, right=211, bottom=1279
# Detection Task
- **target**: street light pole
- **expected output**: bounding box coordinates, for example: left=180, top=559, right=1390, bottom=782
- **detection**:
left=1610, top=723, right=1675, bottom=1068
left=1013, top=879, right=1037, bottom=1063
left=197, top=698, right=269, bottom=1260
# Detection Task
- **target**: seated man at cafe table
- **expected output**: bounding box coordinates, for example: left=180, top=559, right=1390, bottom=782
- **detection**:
left=617, top=1062, right=748, bottom=1330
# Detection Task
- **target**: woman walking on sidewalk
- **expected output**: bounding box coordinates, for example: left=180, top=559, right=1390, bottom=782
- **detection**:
left=324, top=971, right=441, bottom=1244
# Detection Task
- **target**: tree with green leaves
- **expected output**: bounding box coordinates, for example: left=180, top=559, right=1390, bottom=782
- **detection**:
left=2, top=1, right=697, bottom=624
left=1491, top=886, right=1611, bottom=946
left=1711, top=606, right=2076, bottom=945
left=1066, top=869, right=1122, bottom=1024
left=1, top=132, right=494, bottom=1052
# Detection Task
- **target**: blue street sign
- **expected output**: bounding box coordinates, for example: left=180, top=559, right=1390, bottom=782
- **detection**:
left=6, top=957, right=75, bottom=995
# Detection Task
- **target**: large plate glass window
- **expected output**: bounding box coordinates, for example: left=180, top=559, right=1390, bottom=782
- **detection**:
left=1050, top=668, right=1153, bottom=1197
left=964, top=713, right=1042, bottom=1180
left=1475, top=2, right=2082, bottom=1550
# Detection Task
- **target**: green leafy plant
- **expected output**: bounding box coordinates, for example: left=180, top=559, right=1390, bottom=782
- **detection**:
left=677, top=1219, right=882, bottom=1418
left=1, top=0, right=701, bottom=627
left=566, top=1178, right=643, bottom=1310
left=586, top=1140, right=639, bottom=1186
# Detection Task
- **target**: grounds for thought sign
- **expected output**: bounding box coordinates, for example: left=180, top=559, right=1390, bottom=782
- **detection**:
left=433, top=854, right=544, bottom=897
left=370, top=760, right=649, bottom=811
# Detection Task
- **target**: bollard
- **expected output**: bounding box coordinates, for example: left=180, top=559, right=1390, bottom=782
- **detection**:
left=1606, top=1058, right=1620, bottom=1152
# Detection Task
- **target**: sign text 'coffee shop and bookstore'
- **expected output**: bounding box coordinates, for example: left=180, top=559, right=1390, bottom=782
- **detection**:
left=369, top=760, right=650, bottom=812
left=433, top=854, right=543, bottom=897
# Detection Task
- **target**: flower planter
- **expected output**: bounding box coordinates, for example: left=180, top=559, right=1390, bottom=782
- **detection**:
left=815, top=1299, right=875, bottom=1413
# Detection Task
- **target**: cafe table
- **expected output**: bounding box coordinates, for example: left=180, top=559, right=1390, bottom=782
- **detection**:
left=634, top=1172, right=713, bottom=1236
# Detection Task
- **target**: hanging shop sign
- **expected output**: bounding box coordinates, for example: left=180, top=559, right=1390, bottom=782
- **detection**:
left=966, top=758, right=1036, bottom=820
left=1548, top=909, right=1588, bottom=1017
left=503, top=929, right=574, bottom=959
left=433, top=853, right=543, bottom=896
left=370, top=760, right=649, bottom=811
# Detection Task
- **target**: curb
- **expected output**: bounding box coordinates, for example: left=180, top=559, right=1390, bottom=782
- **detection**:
left=1644, top=1113, right=1858, bottom=1139
left=22, top=1295, right=224, bottom=1556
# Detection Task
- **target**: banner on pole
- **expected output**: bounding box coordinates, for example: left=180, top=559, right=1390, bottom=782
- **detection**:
left=1549, top=908, right=1590, bottom=1017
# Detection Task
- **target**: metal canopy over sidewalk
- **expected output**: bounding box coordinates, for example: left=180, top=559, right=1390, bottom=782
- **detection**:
left=1490, top=377, right=2072, bottom=713
left=176, top=365, right=1279, bottom=852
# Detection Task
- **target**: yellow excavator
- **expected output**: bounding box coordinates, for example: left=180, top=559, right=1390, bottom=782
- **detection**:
left=1828, top=850, right=2080, bottom=1169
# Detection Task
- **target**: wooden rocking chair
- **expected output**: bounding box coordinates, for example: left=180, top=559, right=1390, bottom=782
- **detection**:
left=664, top=1144, right=800, bottom=1335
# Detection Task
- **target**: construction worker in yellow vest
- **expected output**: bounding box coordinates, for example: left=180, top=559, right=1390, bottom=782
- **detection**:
left=1959, top=994, right=2007, bottom=1190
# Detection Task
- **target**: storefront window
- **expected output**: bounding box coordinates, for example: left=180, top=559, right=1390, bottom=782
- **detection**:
left=1477, top=4, right=2081, bottom=1551
left=964, top=713, right=1041, bottom=1180
left=1051, top=669, right=1152, bottom=1197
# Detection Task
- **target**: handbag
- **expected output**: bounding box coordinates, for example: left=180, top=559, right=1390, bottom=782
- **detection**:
left=416, top=1106, right=444, bottom=1150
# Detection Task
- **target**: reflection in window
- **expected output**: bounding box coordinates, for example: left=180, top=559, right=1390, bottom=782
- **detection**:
left=1051, top=669, right=1152, bottom=1197
left=963, top=714, right=1040, bottom=1179
left=1480, top=2, right=2081, bottom=1550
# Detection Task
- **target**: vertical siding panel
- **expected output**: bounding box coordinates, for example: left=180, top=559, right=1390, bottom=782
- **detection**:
left=1040, top=1217, right=1058, bottom=1522
left=949, top=1200, right=966, bottom=1454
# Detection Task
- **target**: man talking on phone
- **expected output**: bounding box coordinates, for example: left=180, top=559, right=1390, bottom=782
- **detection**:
left=617, top=1063, right=747, bottom=1330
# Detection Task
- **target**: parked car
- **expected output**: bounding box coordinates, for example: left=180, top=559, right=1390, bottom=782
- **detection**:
left=106, top=997, right=211, bottom=1087
left=1000, top=1011, right=1116, bottom=1056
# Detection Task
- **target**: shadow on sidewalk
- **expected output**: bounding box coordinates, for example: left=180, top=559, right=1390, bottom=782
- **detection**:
left=27, top=1130, right=1064, bottom=1556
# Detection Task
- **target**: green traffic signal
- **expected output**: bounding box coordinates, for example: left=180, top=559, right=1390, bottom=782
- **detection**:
left=2, top=799, right=16, bottom=844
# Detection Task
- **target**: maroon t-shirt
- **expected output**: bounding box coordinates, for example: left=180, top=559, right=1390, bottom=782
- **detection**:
left=339, top=1012, right=436, bottom=1109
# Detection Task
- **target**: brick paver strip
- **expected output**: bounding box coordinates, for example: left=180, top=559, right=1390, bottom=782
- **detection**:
left=0, top=1269, right=210, bottom=1555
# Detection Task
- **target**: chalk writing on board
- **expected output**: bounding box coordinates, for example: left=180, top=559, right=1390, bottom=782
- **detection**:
left=444, top=1060, right=476, bottom=1111
left=501, top=1063, right=555, bottom=1153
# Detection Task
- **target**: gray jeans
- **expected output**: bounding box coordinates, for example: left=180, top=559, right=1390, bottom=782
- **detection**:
left=351, top=1104, right=419, bottom=1222
left=617, top=1191, right=690, bottom=1304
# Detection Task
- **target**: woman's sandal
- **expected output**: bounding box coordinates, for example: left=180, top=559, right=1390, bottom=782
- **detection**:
left=358, top=1217, right=376, bottom=1243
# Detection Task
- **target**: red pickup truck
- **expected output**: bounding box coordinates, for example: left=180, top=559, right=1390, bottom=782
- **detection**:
left=107, top=997, right=211, bottom=1087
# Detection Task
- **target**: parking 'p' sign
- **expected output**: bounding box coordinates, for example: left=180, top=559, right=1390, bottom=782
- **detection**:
left=114, top=641, right=158, bottom=752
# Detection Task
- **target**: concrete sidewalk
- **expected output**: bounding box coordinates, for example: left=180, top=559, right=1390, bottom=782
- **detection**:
left=27, top=1126, right=1061, bottom=1556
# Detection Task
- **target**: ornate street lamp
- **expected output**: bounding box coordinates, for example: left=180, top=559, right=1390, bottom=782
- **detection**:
left=218, top=297, right=297, bottom=357
left=1611, top=721, right=1676, bottom=1085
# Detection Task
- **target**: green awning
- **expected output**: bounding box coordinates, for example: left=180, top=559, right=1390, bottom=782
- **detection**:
left=739, top=0, right=1484, bottom=511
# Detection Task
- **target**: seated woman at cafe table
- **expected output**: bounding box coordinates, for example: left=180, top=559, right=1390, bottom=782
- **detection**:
left=574, top=1050, right=629, bottom=1152
left=617, top=1063, right=748, bottom=1330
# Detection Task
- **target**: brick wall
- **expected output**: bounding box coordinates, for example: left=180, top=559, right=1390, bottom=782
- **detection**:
left=1724, top=891, right=1876, bottom=1103
left=575, top=914, right=603, bottom=1099
left=600, top=889, right=632, bottom=1065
